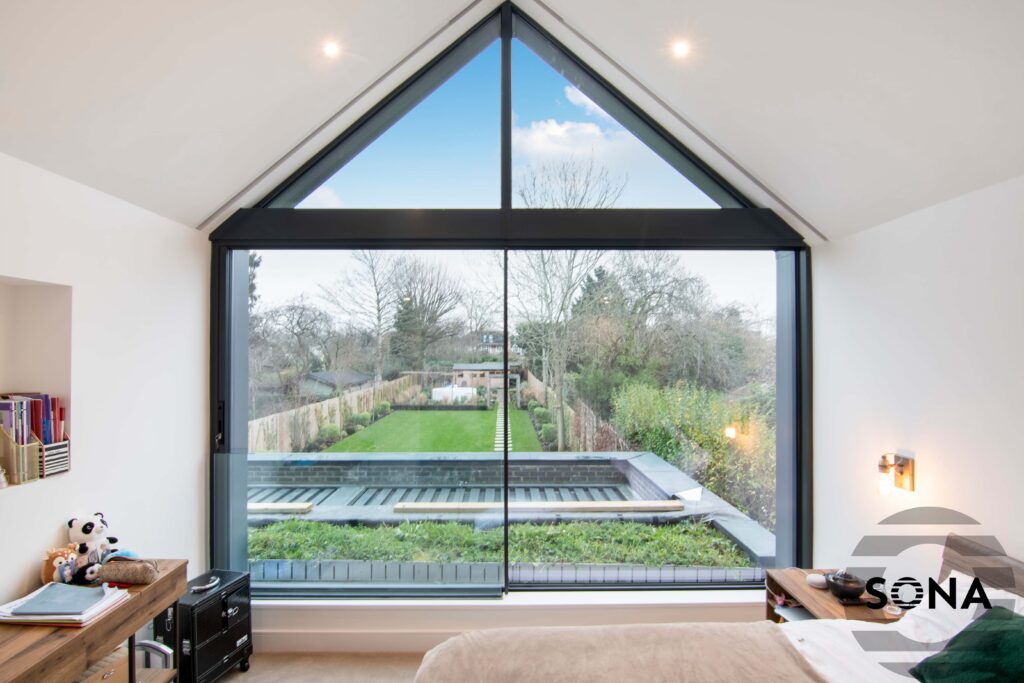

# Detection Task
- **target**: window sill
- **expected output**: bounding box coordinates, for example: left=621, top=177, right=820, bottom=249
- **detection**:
left=251, top=588, right=764, bottom=653
left=255, top=587, right=762, bottom=609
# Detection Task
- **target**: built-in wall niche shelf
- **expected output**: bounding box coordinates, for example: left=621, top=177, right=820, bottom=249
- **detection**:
left=0, top=275, right=71, bottom=489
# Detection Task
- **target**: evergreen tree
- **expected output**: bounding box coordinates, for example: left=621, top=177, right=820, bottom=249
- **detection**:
left=248, top=252, right=262, bottom=314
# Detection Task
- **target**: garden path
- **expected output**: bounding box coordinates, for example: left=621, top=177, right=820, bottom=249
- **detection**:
left=494, top=404, right=508, bottom=452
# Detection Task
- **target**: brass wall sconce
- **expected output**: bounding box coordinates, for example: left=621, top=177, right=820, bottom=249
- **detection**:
left=878, top=453, right=914, bottom=495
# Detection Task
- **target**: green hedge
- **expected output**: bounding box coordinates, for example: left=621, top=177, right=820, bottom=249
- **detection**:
left=612, top=381, right=776, bottom=530
left=316, top=424, right=342, bottom=448
left=345, top=411, right=372, bottom=434
left=540, top=423, right=557, bottom=444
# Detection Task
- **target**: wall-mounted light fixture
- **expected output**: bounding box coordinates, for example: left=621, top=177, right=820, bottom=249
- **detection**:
left=878, top=453, right=914, bottom=495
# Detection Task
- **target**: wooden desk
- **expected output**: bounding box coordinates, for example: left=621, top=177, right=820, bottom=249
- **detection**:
left=0, top=559, right=187, bottom=683
left=766, top=568, right=902, bottom=623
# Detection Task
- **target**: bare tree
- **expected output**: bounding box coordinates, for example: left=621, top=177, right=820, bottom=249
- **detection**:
left=509, top=154, right=628, bottom=449
left=510, top=250, right=604, bottom=450
left=319, top=250, right=402, bottom=390
left=264, top=297, right=334, bottom=401
left=516, top=154, right=627, bottom=209
left=612, top=251, right=707, bottom=364
left=391, top=258, right=463, bottom=372
left=461, top=287, right=500, bottom=336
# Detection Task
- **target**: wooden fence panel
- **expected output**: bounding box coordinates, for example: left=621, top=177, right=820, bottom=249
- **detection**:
left=247, top=375, right=416, bottom=452
left=525, top=370, right=625, bottom=452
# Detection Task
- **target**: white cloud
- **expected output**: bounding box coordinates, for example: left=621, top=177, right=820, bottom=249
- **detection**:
left=564, top=86, right=611, bottom=120
left=512, top=118, right=609, bottom=160
left=512, top=118, right=648, bottom=170
left=297, top=186, right=343, bottom=209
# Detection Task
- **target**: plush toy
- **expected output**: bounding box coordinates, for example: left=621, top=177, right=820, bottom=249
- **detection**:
left=40, top=546, right=78, bottom=584
left=72, top=563, right=102, bottom=585
left=67, top=513, right=119, bottom=569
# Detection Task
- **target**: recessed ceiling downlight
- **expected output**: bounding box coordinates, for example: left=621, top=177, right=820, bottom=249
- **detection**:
left=323, top=40, right=342, bottom=59
left=671, top=40, right=690, bottom=59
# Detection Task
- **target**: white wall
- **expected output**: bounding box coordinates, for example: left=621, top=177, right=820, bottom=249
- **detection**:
left=0, top=152, right=209, bottom=602
left=0, top=285, right=10, bottom=389
left=813, top=173, right=1024, bottom=570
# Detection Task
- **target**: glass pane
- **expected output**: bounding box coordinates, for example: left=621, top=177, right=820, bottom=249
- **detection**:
left=245, top=249, right=505, bottom=594
left=511, top=39, right=721, bottom=209
left=289, top=41, right=501, bottom=210
left=507, top=249, right=777, bottom=586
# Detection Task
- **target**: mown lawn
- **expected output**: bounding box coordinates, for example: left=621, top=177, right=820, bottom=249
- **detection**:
left=509, top=408, right=542, bottom=451
left=248, top=519, right=752, bottom=567
left=325, top=408, right=542, bottom=452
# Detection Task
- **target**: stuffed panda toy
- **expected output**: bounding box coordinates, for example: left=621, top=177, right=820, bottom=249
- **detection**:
left=72, top=563, right=102, bottom=585
left=67, top=513, right=119, bottom=569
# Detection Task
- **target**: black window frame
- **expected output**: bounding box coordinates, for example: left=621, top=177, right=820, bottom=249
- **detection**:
left=209, top=1, right=812, bottom=597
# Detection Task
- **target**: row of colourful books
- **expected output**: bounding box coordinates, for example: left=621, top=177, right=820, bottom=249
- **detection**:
left=0, top=393, right=67, bottom=445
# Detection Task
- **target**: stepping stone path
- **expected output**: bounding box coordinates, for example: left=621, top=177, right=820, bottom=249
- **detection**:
left=494, top=404, right=509, bottom=452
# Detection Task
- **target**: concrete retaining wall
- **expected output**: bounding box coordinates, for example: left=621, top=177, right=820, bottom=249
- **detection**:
left=248, top=454, right=625, bottom=487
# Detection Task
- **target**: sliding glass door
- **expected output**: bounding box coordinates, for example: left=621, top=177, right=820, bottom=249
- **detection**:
left=242, top=249, right=506, bottom=595
left=505, top=249, right=777, bottom=586
left=218, top=245, right=792, bottom=595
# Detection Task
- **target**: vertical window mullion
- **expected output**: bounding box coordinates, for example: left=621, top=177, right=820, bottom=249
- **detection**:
left=502, top=248, right=510, bottom=592
left=500, top=3, right=512, bottom=211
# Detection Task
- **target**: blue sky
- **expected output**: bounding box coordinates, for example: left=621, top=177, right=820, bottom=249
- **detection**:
left=297, top=40, right=716, bottom=209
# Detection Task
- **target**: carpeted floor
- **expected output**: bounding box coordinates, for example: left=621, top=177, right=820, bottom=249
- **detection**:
left=219, top=653, right=424, bottom=683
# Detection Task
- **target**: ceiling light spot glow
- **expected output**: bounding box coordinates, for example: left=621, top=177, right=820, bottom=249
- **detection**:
left=671, top=40, right=690, bottom=59
left=323, top=40, right=342, bottom=59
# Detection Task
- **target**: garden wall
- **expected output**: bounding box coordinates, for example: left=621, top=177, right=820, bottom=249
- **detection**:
left=248, top=376, right=417, bottom=453
left=248, top=559, right=763, bottom=586
left=248, top=453, right=626, bottom=487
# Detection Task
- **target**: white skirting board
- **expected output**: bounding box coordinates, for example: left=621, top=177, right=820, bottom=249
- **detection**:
left=251, top=590, right=764, bottom=653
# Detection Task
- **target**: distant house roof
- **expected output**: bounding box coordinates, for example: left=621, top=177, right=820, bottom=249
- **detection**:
left=452, top=362, right=520, bottom=371
left=306, top=369, right=372, bottom=389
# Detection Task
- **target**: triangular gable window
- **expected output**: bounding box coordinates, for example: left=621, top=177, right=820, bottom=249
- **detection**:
left=511, top=20, right=727, bottom=208
left=263, top=6, right=745, bottom=210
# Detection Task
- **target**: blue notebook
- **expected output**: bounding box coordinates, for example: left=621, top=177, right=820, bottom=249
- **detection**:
left=11, top=583, right=106, bottom=616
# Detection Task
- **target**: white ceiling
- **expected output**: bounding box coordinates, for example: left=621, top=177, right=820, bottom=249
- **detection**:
left=1, top=1, right=1022, bottom=240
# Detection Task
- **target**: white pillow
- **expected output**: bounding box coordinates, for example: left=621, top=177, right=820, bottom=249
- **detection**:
left=895, top=570, right=1023, bottom=644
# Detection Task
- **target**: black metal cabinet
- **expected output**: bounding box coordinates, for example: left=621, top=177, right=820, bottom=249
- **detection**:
left=153, top=569, right=253, bottom=682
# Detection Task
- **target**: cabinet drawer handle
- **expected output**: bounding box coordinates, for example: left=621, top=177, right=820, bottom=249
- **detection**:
left=224, top=606, right=240, bottom=618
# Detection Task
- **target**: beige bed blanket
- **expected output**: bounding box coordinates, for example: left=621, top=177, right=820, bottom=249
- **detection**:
left=415, top=620, right=824, bottom=683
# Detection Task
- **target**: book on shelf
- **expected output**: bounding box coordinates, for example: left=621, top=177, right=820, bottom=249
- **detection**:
left=0, top=393, right=66, bottom=445
left=0, top=582, right=130, bottom=627
left=0, top=392, right=70, bottom=482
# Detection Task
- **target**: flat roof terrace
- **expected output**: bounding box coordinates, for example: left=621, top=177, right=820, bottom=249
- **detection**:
left=247, top=451, right=776, bottom=565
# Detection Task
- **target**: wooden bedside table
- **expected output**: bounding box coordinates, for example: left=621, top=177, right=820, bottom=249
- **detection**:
left=766, top=568, right=902, bottom=623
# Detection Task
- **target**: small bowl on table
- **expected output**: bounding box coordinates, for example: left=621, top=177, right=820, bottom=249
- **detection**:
left=825, top=571, right=866, bottom=601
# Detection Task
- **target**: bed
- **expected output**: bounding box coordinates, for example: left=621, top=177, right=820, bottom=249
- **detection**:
left=414, top=533, right=1024, bottom=682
